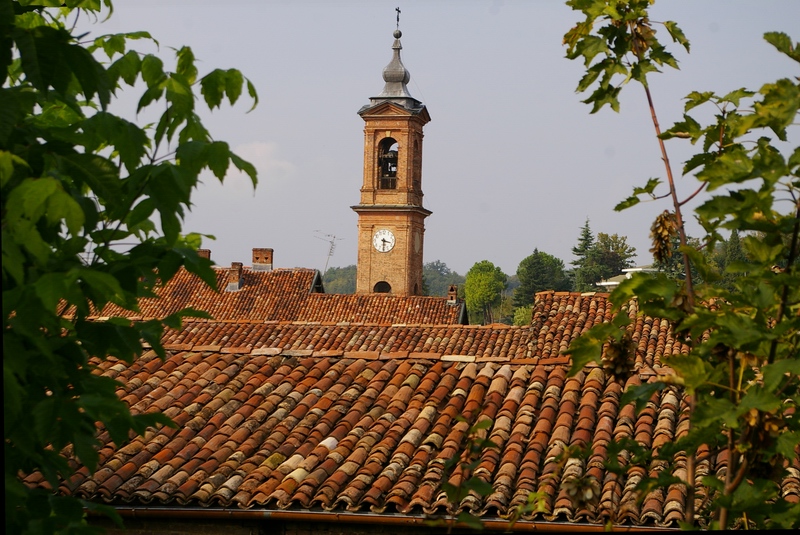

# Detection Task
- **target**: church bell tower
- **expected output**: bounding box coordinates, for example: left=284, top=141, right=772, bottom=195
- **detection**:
left=352, top=28, right=431, bottom=296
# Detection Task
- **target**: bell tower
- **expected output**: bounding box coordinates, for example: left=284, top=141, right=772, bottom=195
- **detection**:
left=352, top=28, right=431, bottom=296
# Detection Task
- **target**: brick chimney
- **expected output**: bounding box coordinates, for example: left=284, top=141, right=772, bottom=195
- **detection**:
left=252, top=248, right=274, bottom=271
left=197, top=249, right=211, bottom=260
left=226, top=262, right=243, bottom=292
left=447, top=284, right=458, bottom=305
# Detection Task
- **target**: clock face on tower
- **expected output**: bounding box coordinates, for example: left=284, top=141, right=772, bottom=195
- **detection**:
left=372, top=229, right=396, bottom=253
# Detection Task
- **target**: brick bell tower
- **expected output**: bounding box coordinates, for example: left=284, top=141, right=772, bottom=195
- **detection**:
left=352, top=27, right=431, bottom=296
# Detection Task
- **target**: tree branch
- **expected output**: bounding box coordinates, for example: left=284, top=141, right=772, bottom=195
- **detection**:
left=768, top=197, right=800, bottom=365
left=679, top=182, right=708, bottom=207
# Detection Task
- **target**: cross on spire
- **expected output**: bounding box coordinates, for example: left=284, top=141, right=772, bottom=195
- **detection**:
left=396, top=7, right=401, bottom=30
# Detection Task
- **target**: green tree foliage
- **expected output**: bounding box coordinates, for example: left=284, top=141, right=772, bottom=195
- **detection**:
left=571, top=220, right=637, bottom=291
left=464, top=260, right=507, bottom=324
left=322, top=264, right=356, bottom=294
left=592, top=232, right=636, bottom=277
left=512, top=304, right=533, bottom=326
left=572, top=218, right=595, bottom=260
left=513, top=249, right=570, bottom=307
left=570, top=219, right=602, bottom=291
left=565, top=0, right=799, bottom=528
left=2, top=2, right=257, bottom=532
left=720, top=229, right=748, bottom=290
left=654, top=234, right=705, bottom=283
left=423, top=260, right=465, bottom=296
left=705, top=230, right=751, bottom=291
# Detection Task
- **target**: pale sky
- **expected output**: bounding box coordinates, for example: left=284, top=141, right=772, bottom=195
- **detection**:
left=92, top=1, right=799, bottom=277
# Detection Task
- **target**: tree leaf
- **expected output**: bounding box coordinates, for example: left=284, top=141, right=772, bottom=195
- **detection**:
left=141, top=54, right=165, bottom=87
left=465, top=478, right=494, bottom=497
left=60, top=152, right=121, bottom=205
left=763, top=32, right=800, bottom=62
left=621, top=381, right=666, bottom=414
left=165, top=73, right=194, bottom=115
left=565, top=322, right=616, bottom=376
left=573, top=34, right=609, bottom=66
left=205, top=140, right=231, bottom=180
left=75, top=268, right=125, bottom=304
left=126, top=198, right=155, bottom=229
left=738, top=387, right=781, bottom=414
left=175, top=46, right=197, bottom=84
left=456, top=511, right=485, bottom=530
left=62, top=38, right=112, bottom=109
left=720, top=88, right=755, bottom=107
left=246, top=78, right=259, bottom=111
left=683, top=90, right=715, bottom=112
left=775, top=431, right=800, bottom=460
left=230, top=151, right=258, bottom=186
left=224, top=68, right=243, bottom=105
left=614, top=177, right=661, bottom=211
left=761, top=360, right=797, bottom=393
left=108, top=50, right=142, bottom=87
left=34, top=273, right=68, bottom=311
left=72, top=431, right=100, bottom=473
left=663, top=21, right=690, bottom=52
left=200, top=68, right=226, bottom=110
left=660, top=115, right=702, bottom=142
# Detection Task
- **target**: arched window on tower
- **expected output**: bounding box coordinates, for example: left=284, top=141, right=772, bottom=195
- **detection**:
left=378, top=138, right=398, bottom=189
left=373, top=281, right=391, bottom=293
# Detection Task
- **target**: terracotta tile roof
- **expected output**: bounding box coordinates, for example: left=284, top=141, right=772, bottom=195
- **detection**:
left=300, top=293, right=466, bottom=325
left=145, top=293, right=674, bottom=368
left=98, top=267, right=320, bottom=322
left=30, top=292, right=799, bottom=529
left=97, top=266, right=465, bottom=325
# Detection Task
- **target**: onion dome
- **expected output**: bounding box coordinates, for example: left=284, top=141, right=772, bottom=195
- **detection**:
left=362, top=29, right=424, bottom=112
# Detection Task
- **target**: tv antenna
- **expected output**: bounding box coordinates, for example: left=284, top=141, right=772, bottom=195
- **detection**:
left=314, top=231, right=343, bottom=277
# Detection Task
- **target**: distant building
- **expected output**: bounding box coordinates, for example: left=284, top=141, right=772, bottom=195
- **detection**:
left=595, top=265, right=657, bottom=291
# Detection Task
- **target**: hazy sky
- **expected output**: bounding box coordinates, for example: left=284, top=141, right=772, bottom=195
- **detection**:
left=93, top=1, right=799, bottom=277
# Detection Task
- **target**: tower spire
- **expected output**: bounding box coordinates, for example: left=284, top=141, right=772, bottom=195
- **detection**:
left=362, top=10, right=422, bottom=111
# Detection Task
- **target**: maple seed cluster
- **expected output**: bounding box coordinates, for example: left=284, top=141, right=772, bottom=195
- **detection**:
left=628, top=18, right=657, bottom=58
left=602, top=332, right=636, bottom=379
left=649, top=210, right=678, bottom=263
left=742, top=408, right=787, bottom=480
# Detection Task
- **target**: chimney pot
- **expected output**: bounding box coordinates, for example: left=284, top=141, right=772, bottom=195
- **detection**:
left=252, top=248, right=274, bottom=271
left=226, top=262, right=243, bottom=292
left=447, top=284, right=458, bottom=305
left=197, top=249, right=211, bottom=260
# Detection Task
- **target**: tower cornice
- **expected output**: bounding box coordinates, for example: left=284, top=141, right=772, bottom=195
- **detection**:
left=351, top=204, right=432, bottom=218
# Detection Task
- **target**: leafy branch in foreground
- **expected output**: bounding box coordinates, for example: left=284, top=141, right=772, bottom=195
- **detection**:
left=564, top=0, right=799, bottom=529
left=3, top=2, right=258, bottom=533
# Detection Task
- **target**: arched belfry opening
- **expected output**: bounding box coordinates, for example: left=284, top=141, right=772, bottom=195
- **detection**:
left=373, top=281, right=391, bottom=293
left=378, top=137, right=398, bottom=189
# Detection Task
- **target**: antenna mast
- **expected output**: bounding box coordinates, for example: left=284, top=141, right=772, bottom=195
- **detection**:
left=314, top=231, right=343, bottom=277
